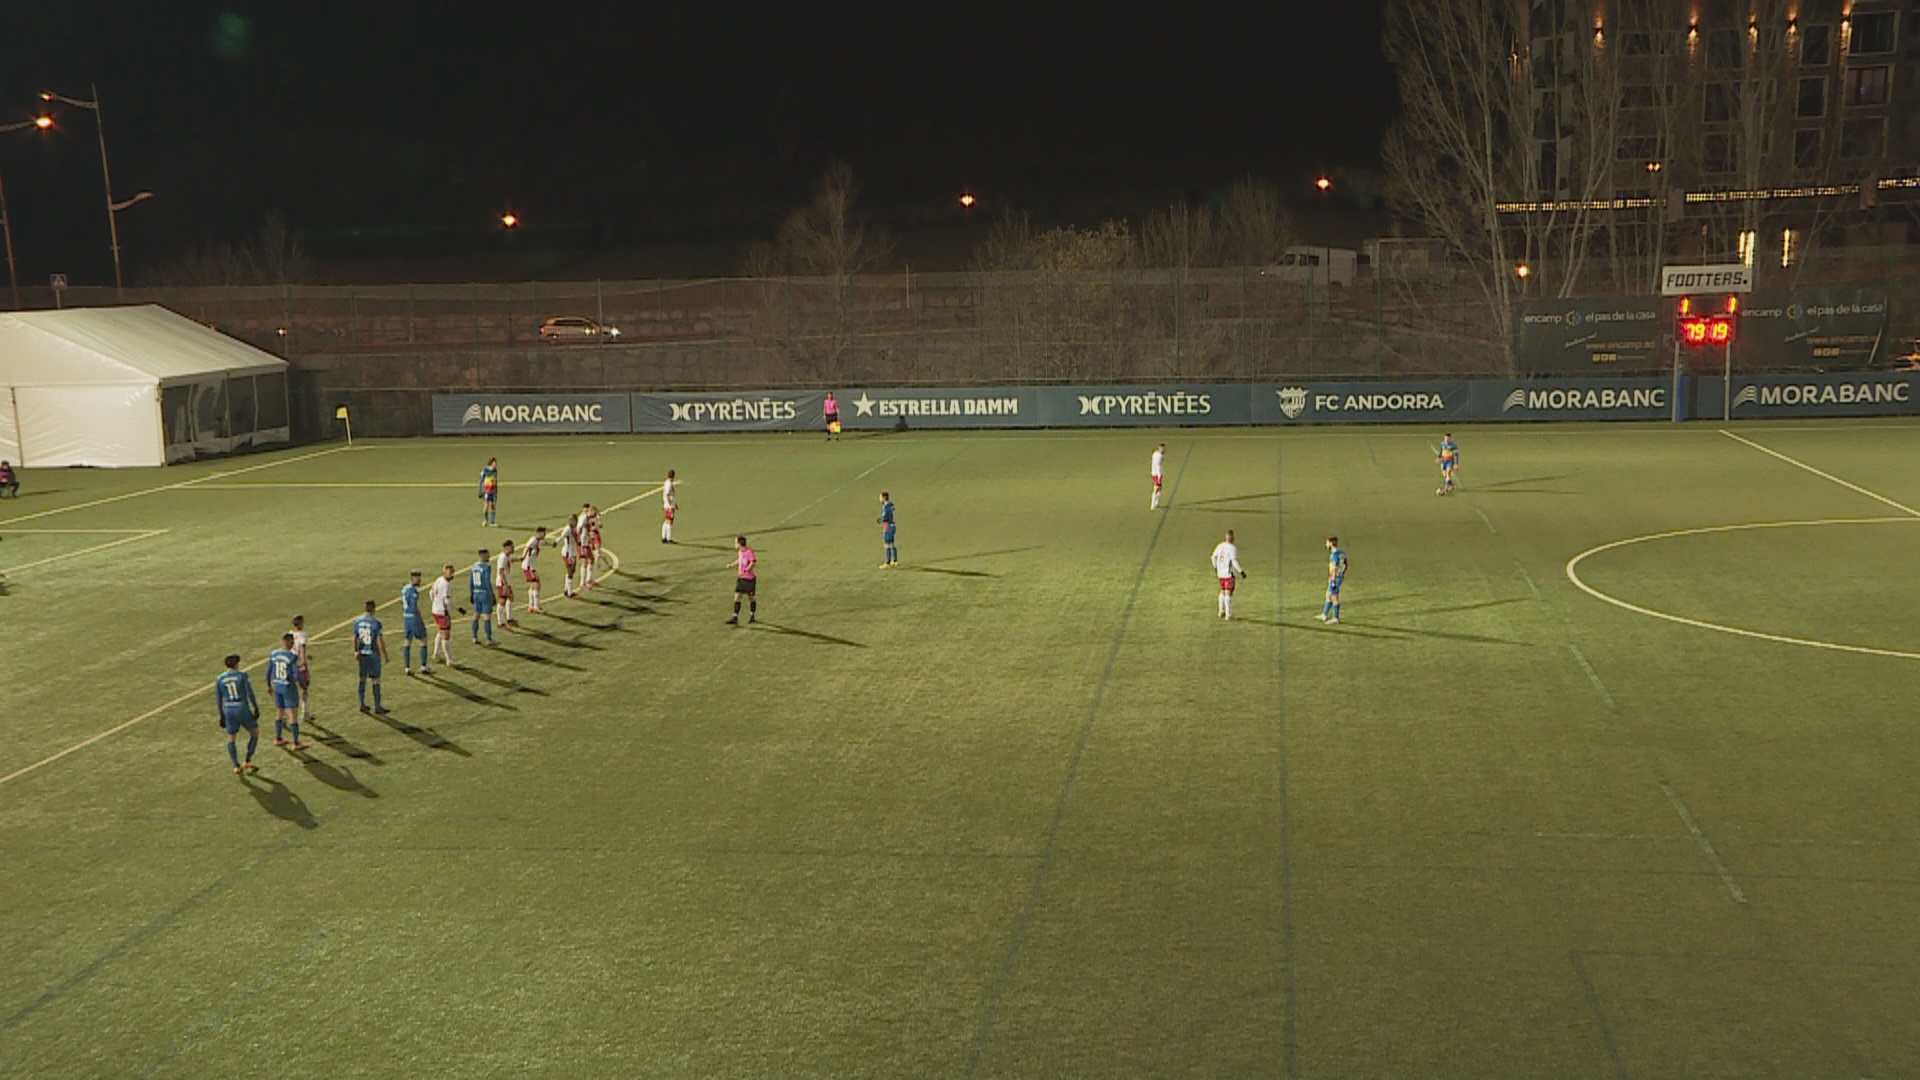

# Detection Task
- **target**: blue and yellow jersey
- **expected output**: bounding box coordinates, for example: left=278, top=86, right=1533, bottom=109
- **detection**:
left=1328, top=546, right=1348, bottom=583
left=1438, top=438, right=1458, bottom=466
left=479, top=465, right=499, bottom=496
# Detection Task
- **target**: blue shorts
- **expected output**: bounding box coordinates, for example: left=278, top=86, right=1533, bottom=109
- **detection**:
left=272, top=684, right=300, bottom=710
left=471, top=595, right=495, bottom=615
left=404, top=615, right=428, bottom=640
left=357, top=654, right=382, bottom=679
left=221, top=711, right=257, bottom=734
left=1327, top=579, right=1343, bottom=596
left=883, top=526, right=897, bottom=544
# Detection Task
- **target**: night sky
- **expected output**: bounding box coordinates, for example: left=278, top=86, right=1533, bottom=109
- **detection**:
left=0, top=2, right=1395, bottom=284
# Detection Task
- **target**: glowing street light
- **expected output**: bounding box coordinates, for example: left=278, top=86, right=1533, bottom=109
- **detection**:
left=958, top=191, right=976, bottom=209
left=0, top=117, right=54, bottom=308
left=1515, top=263, right=1532, bottom=279
left=41, top=85, right=149, bottom=292
left=501, top=212, right=519, bottom=229
left=1314, top=176, right=1332, bottom=192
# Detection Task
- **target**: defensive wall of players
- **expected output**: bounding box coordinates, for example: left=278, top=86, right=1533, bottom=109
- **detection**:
left=423, top=370, right=1920, bottom=434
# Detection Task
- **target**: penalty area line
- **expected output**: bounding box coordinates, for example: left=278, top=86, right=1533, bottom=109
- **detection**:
left=0, top=530, right=168, bottom=575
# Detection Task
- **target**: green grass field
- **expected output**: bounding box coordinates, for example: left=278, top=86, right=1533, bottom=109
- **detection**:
left=3, top=420, right=1919, bottom=1079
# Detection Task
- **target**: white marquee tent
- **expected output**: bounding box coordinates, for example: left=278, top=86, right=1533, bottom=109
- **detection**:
left=0, top=305, right=289, bottom=467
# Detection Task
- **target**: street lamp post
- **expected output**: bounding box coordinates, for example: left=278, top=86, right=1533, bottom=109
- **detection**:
left=0, top=116, right=53, bottom=309
left=42, top=84, right=148, bottom=293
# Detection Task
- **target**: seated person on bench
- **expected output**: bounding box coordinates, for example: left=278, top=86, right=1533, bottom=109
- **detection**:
left=0, top=461, right=16, bottom=498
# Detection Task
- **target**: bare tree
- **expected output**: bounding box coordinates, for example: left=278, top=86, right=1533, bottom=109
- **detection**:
left=1382, top=0, right=1535, bottom=372
left=1215, top=177, right=1294, bottom=267
left=149, top=211, right=312, bottom=288
left=742, top=161, right=895, bottom=383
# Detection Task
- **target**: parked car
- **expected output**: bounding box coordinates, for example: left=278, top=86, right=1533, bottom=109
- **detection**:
left=1259, top=246, right=1358, bottom=288
left=539, top=316, right=621, bottom=342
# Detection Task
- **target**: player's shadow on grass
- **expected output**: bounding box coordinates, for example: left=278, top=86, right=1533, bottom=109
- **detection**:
left=460, top=666, right=550, bottom=697
left=917, top=546, right=1041, bottom=565
left=302, top=721, right=384, bottom=765
left=1182, top=491, right=1282, bottom=507
left=1242, top=616, right=1405, bottom=641
left=541, top=609, right=631, bottom=632
left=297, top=753, right=379, bottom=799
left=242, top=775, right=318, bottom=828
left=417, top=672, right=518, bottom=710
left=488, top=643, right=588, bottom=672
left=370, top=709, right=473, bottom=756
left=513, top=626, right=604, bottom=651
left=1475, top=475, right=1577, bottom=495
left=752, top=621, right=867, bottom=648
left=1386, top=597, right=1535, bottom=618
left=1244, top=616, right=1532, bottom=646
left=903, top=566, right=995, bottom=578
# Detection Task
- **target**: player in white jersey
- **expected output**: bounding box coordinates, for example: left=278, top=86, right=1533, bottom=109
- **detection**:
left=429, top=564, right=458, bottom=668
left=560, top=514, right=580, bottom=598
left=288, top=614, right=313, bottom=719
left=494, top=539, right=517, bottom=628
left=661, top=470, right=677, bottom=544
left=579, top=505, right=601, bottom=590
left=1210, top=529, right=1247, bottom=620
left=521, top=525, right=548, bottom=613
left=1150, top=444, right=1166, bottom=510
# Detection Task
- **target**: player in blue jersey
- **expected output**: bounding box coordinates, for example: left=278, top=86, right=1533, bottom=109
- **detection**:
left=215, top=654, right=261, bottom=774
left=1319, top=535, right=1349, bottom=625
left=1435, top=434, right=1459, bottom=495
left=266, top=633, right=307, bottom=751
left=350, top=599, right=390, bottom=714
left=400, top=570, right=431, bottom=675
left=470, top=549, right=496, bottom=645
left=479, top=457, right=500, bottom=526
left=877, top=491, right=898, bottom=569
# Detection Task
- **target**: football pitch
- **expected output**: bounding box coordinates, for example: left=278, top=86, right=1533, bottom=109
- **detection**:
left=3, top=420, right=1919, bottom=1079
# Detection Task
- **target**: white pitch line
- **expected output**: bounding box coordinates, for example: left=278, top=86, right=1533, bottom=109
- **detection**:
left=188, top=480, right=663, bottom=490
left=0, top=444, right=353, bottom=527
left=0, top=537, right=622, bottom=789
left=1513, top=558, right=1544, bottom=601
left=0, top=531, right=168, bottom=575
left=1720, top=429, right=1920, bottom=518
left=0, top=528, right=161, bottom=534
left=599, top=484, right=667, bottom=516
left=1566, top=517, right=1920, bottom=661
left=1659, top=780, right=1748, bottom=904
left=1474, top=507, right=1497, bottom=534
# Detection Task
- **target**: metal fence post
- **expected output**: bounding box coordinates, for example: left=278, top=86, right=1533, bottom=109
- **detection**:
left=407, top=284, right=416, bottom=346
left=348, top=290, right=358, bottom=350
left=1306, top=275, right=1315, bottom=376
left=470, top=284, right=479, bottom=344
left=720, top=278, right=729, bottom=386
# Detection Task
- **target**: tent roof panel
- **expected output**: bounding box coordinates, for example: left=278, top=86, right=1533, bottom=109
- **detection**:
left=0, top=305, right=286, bottom=387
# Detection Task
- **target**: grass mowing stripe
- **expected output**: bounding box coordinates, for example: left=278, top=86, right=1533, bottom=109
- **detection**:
left=1276, top=439, right=1297, bottom=1079
left=1719, top=429, right=1920, bottom=517
left=135, top=926, right=333, bottom=1078
left=1513, top=558, right=1544, bottom=601
left=963, top=441, right=1195, bottom=1080
left=1658, top=780, right=1748, bottom=905
left=1569, top=950, right=1632, bottom=1080
left=0, top=546, right=650, bottom=1034
left=1567, top=644, right=1617, bottom=713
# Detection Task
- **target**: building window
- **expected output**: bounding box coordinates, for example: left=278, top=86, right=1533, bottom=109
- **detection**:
left=1707, top=29, right=1741, bottom=68
left=1797, top=77, right=1827, bottom=117
left=1705, top=84, right=1742, bottom=122
left=1738, top=230, right=1757, bottom=267
left=1615, top=135, right=1663, bottom=162
left=1621, top=84, right=1672, bottom=109
left=1844, top=66, right=1891, bottom=105
left=1794, top=128, right=1824, bottom=168
left=1621, top=31, right=1653, bottom=55
left=1849, top=11, right=1896, bottom=55
left=1705, top=133, right=1737, bottom=173
left=1782, top=228, right=1801, bottom=268
left=1801, top=24, right=1832, bottom=64
left=1840, top=117, right=1886, bottom=158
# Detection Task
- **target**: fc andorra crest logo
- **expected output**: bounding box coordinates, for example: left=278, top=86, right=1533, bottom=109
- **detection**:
left=1275, top=387, right=1309, bottom=419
